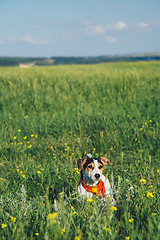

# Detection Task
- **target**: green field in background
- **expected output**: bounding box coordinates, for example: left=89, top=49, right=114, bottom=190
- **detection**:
left=0, top=62, right=159, bottom=239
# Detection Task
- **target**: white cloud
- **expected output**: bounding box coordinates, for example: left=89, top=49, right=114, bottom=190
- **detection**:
left=104, top=36, right=117, bottom=43
left=85, top=21, right=128, bottom=36
left=0, top=40, right=5, bottom=44
left=85, top=23, right=105, bottom=35
left=135, top=22, right=152, bottom=32
left=22, top=35, right=48, bottom=44
left=137, top=22, right=149, bottom=28
left=114, top=21, right=127, bottom=30
left=90, top=25, right=105, bottom=35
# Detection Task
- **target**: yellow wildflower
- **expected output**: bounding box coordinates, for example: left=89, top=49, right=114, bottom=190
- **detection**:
left=74, top=235, right=81, bottom=240
left=13, top=136, right=17, bottom=140
left=125, top=237, right=130, bottom=240
left=73, top=211, right=78, bottom=215
left=157, top=169, right=160, bottom=173
left=47, top=212, right=58, bottom=221
left=105, top=227, right=111, bottom=232
left=20, top=104, right=22, bottom=107
left=11, top=217, right=16, bottom=222
left=23, top=136, right=27, bottom=140
left=21, top=174, right=26, bottom=178
left=128, top=218, right=134, bottom=223
left=140, top=178, right=146, bottom=183
left=35, top=233, right=39, bottom=236
left=109, top=206, right=117, bottom=211
left=92, top=188, right=97, bottom=193
left=37, top=171, right=42, bottom=174
left=35, top=135, right=38, bottom=138
left=31, top=134, right=34, bottom=137
left=152, top=213, right=156, bottom=215
left=18, top=129, right=21, bottom=132
left=147, top=192, right=154, bottom=198
left=1, top=178, right=5, bottom=181
left=1, top=224, right=7, bottom=228
left=17, top=169, right=20, bottom=172
left=28, top=145, right=32, bottom=148
left=87, top=198, right=93, bottom=203
left=61, top=228, right=65, bottom=235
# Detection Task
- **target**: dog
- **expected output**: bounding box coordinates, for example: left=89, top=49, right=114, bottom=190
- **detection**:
left=76, top=154, right=113, bottom=199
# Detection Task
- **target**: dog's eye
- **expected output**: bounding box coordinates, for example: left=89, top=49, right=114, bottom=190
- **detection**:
left=88, top=165, right=94, bottom=170
left=99, top=165, right=103, bottom=169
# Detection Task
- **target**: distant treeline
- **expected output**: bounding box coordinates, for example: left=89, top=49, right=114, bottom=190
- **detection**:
left=51, top=55, right=160, bottom=65
left=0, top=57, right=48, bottom=66
left=0, top=54, right=160, bottom=66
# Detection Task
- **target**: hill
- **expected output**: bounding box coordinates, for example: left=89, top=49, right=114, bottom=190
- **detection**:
left=0, top=53, right=160, bottom=66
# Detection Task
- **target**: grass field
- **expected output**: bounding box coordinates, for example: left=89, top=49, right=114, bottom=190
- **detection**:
left=0, top=62, right=160, bottom=240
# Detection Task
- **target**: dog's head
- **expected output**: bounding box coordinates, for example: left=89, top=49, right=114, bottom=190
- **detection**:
left=76, top=154, right=112, bottom=184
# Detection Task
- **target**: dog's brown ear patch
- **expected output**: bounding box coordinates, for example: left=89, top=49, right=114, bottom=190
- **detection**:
left=76, top=159, right=82, bottom=170
left=76, top=157, right=87, bottom=170
left=99, top=157, right=113, bottom=165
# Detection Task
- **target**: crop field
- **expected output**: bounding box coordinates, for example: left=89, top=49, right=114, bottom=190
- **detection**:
left=0, top=62, right=160, bottom=240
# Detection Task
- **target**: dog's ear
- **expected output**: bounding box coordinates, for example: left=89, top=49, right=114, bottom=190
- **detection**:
left=76, top=159, right=82, bottom=170
left=76, top=157, right=88, bottom=171
left=99, top=157, right=113, bottom=165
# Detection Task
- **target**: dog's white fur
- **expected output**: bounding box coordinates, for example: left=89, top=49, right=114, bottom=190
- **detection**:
left=77, top=154, right=112, bottom=198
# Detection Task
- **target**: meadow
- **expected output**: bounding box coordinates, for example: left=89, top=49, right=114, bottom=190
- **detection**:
left=0, top=62, right=159, bottom=240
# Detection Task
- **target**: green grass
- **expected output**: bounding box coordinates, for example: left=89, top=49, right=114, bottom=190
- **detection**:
left=0, top=62, right=160, bottom=240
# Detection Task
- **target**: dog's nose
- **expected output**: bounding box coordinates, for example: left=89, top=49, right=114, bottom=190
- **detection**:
left=95, top=173, right=100, bottom=179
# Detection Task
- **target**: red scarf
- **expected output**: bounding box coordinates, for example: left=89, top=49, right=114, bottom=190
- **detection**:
left=81, top=180, right=106, bottom=197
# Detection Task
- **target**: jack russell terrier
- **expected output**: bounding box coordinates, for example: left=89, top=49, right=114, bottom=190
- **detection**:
left=77, top=154, right=113, bottom=198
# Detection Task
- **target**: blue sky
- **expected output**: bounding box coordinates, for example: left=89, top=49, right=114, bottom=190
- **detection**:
left=0, top=0, right=160, bottom=57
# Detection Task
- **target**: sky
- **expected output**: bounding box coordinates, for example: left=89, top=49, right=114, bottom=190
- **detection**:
left=0, top=0, right=160, bottom=57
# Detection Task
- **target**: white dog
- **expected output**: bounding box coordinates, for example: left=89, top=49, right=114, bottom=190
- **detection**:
left=77, top=154, right=113, bottom=198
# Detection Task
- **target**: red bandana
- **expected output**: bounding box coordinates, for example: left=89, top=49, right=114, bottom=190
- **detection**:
left=81, top=180, right=106, bottom=197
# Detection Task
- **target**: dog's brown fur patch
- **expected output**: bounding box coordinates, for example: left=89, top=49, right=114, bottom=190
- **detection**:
left=86, top=162, right=95, bottom=171
left=97, top=162, right=104, bottom=173
left=76, top=157, right=88, bottom=170
left=99, top=157, right=113, bottom=165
